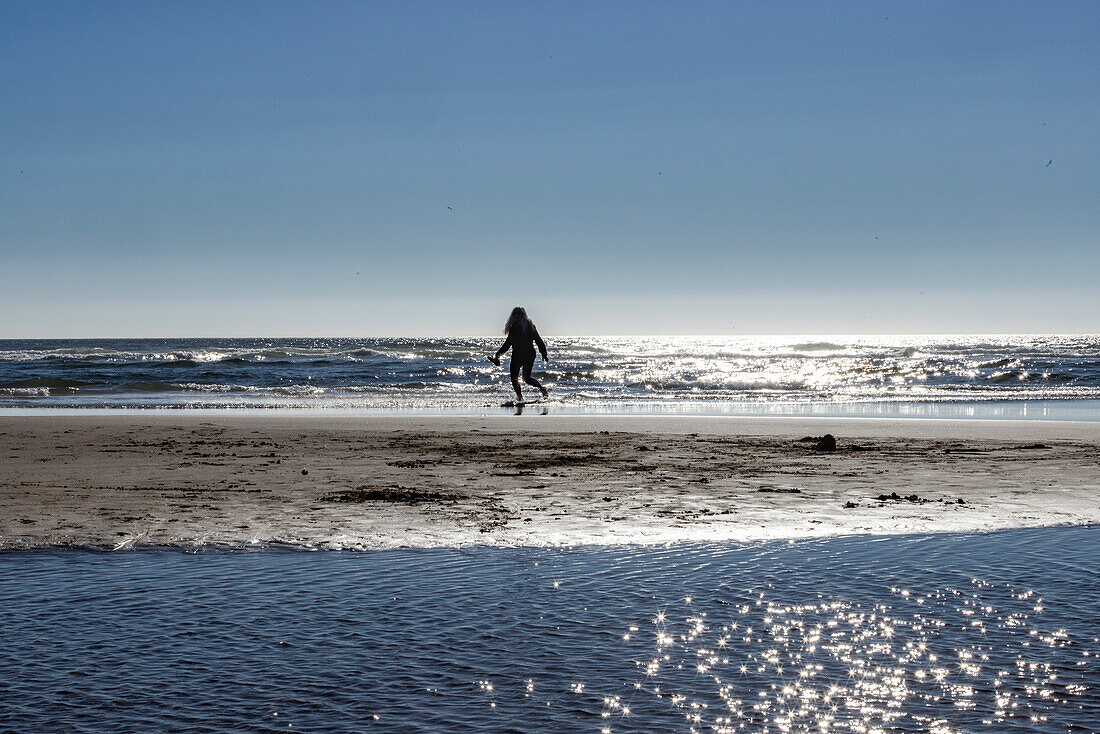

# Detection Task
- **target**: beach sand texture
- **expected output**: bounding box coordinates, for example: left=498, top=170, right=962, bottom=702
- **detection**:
left=1, top=415, right=1097, bottom=549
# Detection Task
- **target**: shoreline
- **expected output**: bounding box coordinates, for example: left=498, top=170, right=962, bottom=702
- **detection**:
left=4, top=396, right=1100, bottom=422
left=2, top=414, right=1098, bottom=550
left=4, top=524, right=1096, bottom=556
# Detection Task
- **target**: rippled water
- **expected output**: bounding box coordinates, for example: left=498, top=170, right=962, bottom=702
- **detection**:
left=2, top=526, right=1096, bottom=732
left=2, top=335, right=1100, bottom=412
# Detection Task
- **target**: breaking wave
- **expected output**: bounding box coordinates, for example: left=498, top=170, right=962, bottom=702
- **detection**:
left=122, top=382, right=328, bottom=396
left=787, top=341, right=846, bottom=352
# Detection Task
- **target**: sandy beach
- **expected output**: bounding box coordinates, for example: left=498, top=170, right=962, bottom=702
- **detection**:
left=1, top=414, right=1097, bottom=549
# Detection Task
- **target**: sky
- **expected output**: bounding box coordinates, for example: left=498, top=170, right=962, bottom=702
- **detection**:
left=1, top=1, right=1097, bottom=337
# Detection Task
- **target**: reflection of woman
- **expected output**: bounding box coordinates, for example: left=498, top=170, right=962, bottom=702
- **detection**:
left=488, top=306, right=549, bottom=403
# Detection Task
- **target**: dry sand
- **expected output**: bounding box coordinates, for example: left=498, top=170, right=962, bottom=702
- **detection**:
left=1, top=414, right=1097, bottom=549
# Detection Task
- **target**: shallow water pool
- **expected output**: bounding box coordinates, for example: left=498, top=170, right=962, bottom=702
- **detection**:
left=2, top=527, right=1097, bottom=732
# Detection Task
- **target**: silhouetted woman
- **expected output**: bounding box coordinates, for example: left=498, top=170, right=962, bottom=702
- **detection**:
left=489, top=306, right=549, bottom=403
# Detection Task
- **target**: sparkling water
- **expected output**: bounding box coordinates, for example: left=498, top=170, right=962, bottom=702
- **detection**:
left=3, top=335, right=1100, bottom=415
left=2, top=526, right=1096, bottom=732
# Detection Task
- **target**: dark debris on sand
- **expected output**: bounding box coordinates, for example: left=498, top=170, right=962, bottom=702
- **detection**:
left=320, top=486, right=466, bottom=505
left=799, top=434, right=837, bottom=452
left=876, top=492, right=927, bottom=503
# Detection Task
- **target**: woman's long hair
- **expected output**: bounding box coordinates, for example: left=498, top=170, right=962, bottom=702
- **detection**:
left=504, top=306, right=532, bottom=336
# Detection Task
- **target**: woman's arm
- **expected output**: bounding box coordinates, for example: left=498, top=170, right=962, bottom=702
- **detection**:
left=494, top=334, right=513, bottom=359
left=533, top=326, right=548, bottom=362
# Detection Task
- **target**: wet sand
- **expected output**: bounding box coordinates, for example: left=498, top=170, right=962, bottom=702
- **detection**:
left=1, top=415, right=1098, bottom=549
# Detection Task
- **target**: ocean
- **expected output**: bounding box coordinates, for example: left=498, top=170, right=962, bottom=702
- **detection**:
left=2, top=527, right=1096, bottom=732
left=3, top=334, right=1100, bottom=418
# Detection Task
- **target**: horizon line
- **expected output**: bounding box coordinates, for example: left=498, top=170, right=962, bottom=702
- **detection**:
left=1, top=332, right=1097, bottom=341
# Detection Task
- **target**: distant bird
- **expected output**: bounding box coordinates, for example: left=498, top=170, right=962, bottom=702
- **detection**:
left=447, top=206, right=453, bottom=211
left=1046, top=159, right=1053, bottom=167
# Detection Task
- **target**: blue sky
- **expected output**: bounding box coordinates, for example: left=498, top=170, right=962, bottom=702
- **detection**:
left=2, top=1, right=1097, bottom=336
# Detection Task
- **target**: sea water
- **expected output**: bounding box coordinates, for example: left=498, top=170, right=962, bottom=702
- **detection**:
left=2, top=526, right=1096, bottom=732
left=2, top=334, right=1100, bottom=418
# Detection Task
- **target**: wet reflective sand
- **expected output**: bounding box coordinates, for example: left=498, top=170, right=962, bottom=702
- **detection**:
left=2, top=526, right=1096, bottom=732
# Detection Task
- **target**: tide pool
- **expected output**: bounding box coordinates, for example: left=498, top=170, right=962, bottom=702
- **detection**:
left=2, top=526, right=1097, bottom=732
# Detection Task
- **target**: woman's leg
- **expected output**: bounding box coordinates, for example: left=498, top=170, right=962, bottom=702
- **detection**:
left=522, top=359, right=549, bottom=397
left=509, top=359, right=523, bottom=401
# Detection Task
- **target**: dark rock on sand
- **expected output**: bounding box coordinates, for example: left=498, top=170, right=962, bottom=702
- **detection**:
left=813, top=434, right=837, bottom=452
